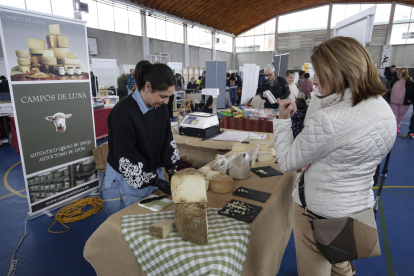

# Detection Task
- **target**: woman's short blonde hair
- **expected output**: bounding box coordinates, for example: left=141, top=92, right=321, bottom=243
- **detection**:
left=397, top=67, right=413, bottom=82
left=311, top=37, right=387, bottom=106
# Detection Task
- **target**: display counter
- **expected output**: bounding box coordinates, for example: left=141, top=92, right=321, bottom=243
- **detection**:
left=84, top=155, right=297, bottom=276
left=173, top=129, right=274, bottom=168
left=221, top=116, right=273, bottom=133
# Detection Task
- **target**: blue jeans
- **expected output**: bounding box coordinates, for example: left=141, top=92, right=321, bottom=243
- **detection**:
left=105, top=163, right=162, bottom=206
left=229, top=87, right=237, bottom=105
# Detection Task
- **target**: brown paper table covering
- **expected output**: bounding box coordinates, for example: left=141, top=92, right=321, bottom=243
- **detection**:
left=84, top=156, right=297, bottom=276
left=221, top=116, right=273, bottom=133
left=173, top=129, right=274, bottom=168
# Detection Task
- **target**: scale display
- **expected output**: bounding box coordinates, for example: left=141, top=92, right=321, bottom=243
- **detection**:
left=183, top=116, right=200, bottom=126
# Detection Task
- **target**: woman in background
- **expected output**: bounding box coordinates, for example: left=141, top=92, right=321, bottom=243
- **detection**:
left=286, top=71, right=299, bottom=100
left=389, top=67, right=413, bottom=134
left=251, top=87, right=266, bottom=110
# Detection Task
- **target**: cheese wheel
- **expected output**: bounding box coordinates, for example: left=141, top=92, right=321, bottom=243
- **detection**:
left=66, top=52, right=76, bottom=59
left=257, top=152, right=273, bottom=162
left=28, top=38, right=45, bottom=50
left=232, top=143, right=247, bottom=152
left=62, top=58, right=81, bottom=65
left=17, top=58, right=31, bottom=66
left=42, top=57, right=57, bottom=65
left=171, top=168, right=207, bottom=203
left=49, top=24, right=61, bottom=35
left=46, top=35, right=58, bottom=48
left=48, top=47, right=69, bottom=57
left=42, top=50, right=55, bottom=58
left=31, top=68, right=40, bottom=74
left=206, top=170, right=220, bottom=181
left=210, top=174, right=233, bottom=194
left=228, top=165, right=251, bottom=180
left=57, top=36, right=69, bottom=47
left=29, top=48, right=44, bottom=54
left=15, top=50, right=29, bottom=58
left=198, top=166, right=211, bottom=175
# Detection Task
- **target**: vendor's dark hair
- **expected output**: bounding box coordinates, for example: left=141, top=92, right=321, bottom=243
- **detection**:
left=295, top=98, right=307, bottom=112
left=206, top=96, right=213, bottom=106
left=135, top=60, right=176, bottom=92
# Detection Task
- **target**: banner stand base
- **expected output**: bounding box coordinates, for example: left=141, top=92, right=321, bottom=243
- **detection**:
left=28, top=187, right=99, bottom=220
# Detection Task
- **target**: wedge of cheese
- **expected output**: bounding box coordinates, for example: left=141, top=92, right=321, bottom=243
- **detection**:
left=57, top=36, right=69, bottom=48
left=46, top=35, right=58, bottom=48
left=28, top=38, right=45, bottom=50
left=171, top=168, right=207, bottom=203
left=206, top=170, right=220, bottom=181
left=259, top=143, right=268, bottom=151
left=149, top=219, right=175, bottom=239
left=232, top=143, right=247, bottom=152
left=257, top=152, right=273, bottom=162
left=49, top=24, right=61, bottom=35
left=66, top=52, right=76, bottom=59
left=198, top=166, right=211, bottom=175
left=175, top=202, right=208, bottom=245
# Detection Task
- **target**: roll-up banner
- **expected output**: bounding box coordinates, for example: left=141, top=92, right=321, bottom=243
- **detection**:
left=0, top=5, right=99, bottom=216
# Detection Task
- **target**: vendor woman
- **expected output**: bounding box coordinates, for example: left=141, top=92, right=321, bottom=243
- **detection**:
left=105, top=60, right=181, bottom=206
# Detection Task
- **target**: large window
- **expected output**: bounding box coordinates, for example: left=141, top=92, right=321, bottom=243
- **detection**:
left=391, top=4, right=413, bottom=45
left=215, top=33, right=233, bottom=52
left=278, top=6, right=329, bottom=33
left=236, top=18, right=275, bottom=52
left=0, top=0, right=74, bottom=18
left=331, top=4, right=392, bottom=28
left=146, top=14, right=183, bottom=43
left=82, top=0, right=142, bottom=36
left=188, top=26, right=212, bottom=49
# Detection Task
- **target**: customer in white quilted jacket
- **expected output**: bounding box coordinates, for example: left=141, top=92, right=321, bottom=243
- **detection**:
left=273, top=37, right=396, bottom=276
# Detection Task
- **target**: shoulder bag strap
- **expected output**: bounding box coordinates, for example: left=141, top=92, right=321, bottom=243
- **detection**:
left=298, top=172, right=307, bottom=209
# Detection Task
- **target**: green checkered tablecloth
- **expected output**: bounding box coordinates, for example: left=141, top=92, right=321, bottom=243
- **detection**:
left=121, top=208, right=251, bottom=276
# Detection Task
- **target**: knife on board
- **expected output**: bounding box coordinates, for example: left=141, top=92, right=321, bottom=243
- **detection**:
left=139, top=195, right=169, bottom=204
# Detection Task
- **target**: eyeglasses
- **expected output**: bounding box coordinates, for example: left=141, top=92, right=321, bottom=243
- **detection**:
left=265, top=73, right=274, bottom=77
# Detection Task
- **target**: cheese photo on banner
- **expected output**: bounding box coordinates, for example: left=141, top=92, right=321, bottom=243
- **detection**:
left=0, top=10, right=89, bottom=82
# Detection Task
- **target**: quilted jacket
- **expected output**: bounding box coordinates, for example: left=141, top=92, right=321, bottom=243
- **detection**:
left=273, top=88, right=396, bottom=218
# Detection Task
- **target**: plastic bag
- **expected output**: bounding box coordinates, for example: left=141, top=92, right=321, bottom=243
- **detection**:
left=211, top=155, right=228, bottom=174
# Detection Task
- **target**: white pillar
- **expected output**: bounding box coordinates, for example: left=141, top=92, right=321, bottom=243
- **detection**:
left=232, top=37, right=237, bottom=70
left=184, top=23, right=189, bottom=67
left=212, top=31, right=216, bottom=61
left=385, top=2, right=396, bottom=46
left=326, top=3, right=333, bottom=40
left=141, top=10, right=150, bottom=61
left=274, top=16, right=278, bottom=54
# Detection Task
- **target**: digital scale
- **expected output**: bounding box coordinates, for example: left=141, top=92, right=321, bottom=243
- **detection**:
left=179, top=89, right=221, bottom=138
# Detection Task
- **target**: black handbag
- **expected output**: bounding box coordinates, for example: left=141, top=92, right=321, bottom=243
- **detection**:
left=297, top=159, right=388, bottom=264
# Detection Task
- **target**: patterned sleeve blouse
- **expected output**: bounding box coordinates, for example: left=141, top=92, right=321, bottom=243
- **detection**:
left=107, top=92, right=180, bottom=190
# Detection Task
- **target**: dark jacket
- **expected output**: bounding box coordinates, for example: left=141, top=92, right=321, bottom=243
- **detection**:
left=126, top=75, right=136, bottom=90
left=385, top=71, right=397, bottom=88
left=386, top=79, right=414, bottom=105
left=258, top=74, right=266, bottom=87
left=117, top=74, right=128, bottom=92
left=260, top=76, right=290, bottom=109
left=0, top=80, right=10, bottom=93
left=236, top=74, right=242, bottom=87
left=91, top=75, right=98, bottom=97
left=187, top=82, right=198, bottom=90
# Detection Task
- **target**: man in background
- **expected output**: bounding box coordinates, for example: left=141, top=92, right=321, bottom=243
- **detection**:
left=260, top=64, right=290, bottom=109
left=117, top=71, right=128, bottom=100
left=126, top=68, right=135, bottom=95
left=199, top=71, right=206, bottom=89
left=385, top=65, right=397, bottom=88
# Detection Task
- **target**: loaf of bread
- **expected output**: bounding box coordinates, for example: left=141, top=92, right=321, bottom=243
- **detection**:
left=175, top=202, right=208, bottom=245
left=210, top=174, right=234, bottom=194
left=171, top=168, right=207, bottom=203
